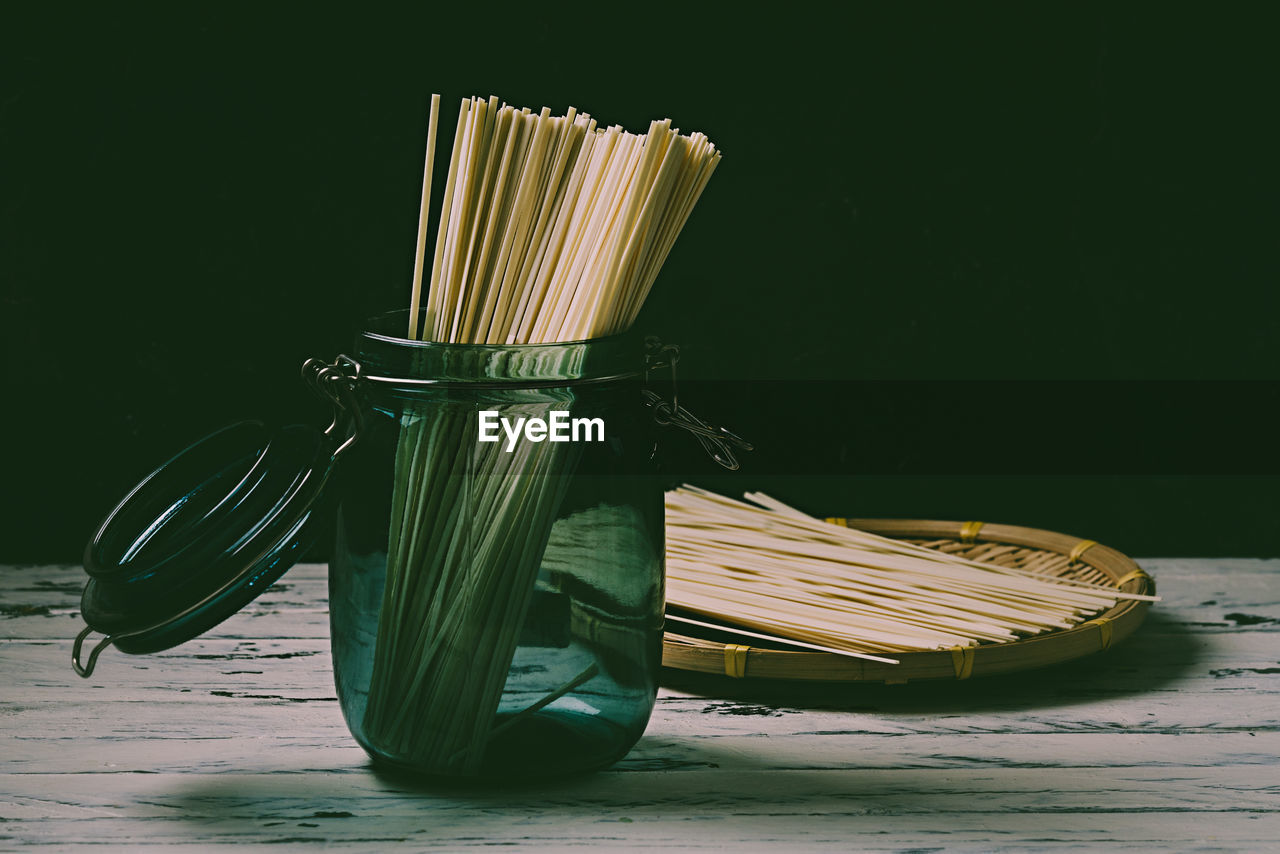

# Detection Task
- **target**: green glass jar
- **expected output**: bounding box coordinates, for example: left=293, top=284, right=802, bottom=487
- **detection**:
left=73, top=310, right=750, bottom=780
left=328, top=311, right=665, bottom=778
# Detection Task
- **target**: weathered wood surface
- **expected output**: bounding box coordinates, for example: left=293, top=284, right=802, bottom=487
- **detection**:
left=1, top=559, right=1277, bottom=851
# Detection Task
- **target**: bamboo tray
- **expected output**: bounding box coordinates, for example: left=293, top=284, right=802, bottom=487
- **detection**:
left=661, top=518, right=1156, bottom=683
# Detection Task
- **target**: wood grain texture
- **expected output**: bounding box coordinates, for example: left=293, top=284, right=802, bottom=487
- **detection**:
left=1, top=559, right=1278, bottom=851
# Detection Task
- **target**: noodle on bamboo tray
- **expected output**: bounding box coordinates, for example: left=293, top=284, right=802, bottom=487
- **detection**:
left=662, top=486, right=1160, bottom=682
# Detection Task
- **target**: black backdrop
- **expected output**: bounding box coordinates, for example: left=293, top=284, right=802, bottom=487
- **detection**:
left=3, top=4, right=1277, bottom=560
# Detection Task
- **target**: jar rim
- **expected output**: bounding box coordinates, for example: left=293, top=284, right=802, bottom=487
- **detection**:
left=354, top=310, right=645, bottom=387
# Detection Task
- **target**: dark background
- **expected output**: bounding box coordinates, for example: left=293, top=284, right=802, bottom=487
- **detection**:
left=3, top=4, right=1277, bottom=560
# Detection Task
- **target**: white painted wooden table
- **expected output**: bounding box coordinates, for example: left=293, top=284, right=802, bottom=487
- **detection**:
left=2, top=560, right=1277, bottom=851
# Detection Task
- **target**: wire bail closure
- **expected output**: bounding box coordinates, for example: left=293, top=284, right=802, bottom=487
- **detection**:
left=301, top=354, right=364, bottom=460
left=643, top=338, right=752, bottom=471
left=301, top=344, right=751, bottom=469
left=72, top=626, right=116, bottom=678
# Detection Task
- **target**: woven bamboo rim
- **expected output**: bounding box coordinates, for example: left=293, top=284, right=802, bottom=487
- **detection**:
left=662, top=518, right=1156, bottom=683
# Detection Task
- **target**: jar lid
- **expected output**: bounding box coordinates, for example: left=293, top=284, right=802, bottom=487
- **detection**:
left=74, top=420, right=337, bottom=675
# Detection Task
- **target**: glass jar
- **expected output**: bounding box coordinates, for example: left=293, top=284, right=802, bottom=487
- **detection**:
left=327, top=311, right=664, bottom=778
left=73, top=310, right=750, bottom=780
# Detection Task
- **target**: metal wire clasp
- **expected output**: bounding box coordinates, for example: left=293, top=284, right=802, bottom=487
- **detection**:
left=301, top=354, right=364, bottom=459
left=72, top=626, right=115, bottom=678
left=643, top=337, right=753, bottom=471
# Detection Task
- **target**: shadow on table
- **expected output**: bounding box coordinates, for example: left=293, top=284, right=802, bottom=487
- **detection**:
left=163, top=756, right=1137, bottom=847
left=155, top=611, right=1203, bottom=840
left=659, top=608, right=1196, bottom=714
